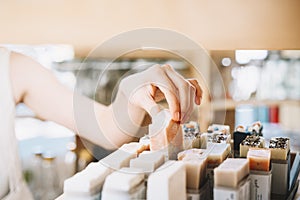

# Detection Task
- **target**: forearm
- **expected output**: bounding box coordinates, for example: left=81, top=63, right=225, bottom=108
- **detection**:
left=56, top=89, right=147, bottom=150
left=105, top=89, right=147, bottom=142
left=26, top=85, right=145, bottom=150
left=11, top=51, right=144, bottom=150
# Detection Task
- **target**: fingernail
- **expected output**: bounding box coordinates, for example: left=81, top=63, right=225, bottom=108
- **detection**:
left=174, top=112, right=180, bottom=121
left=196, top=98, right=200, bottom=105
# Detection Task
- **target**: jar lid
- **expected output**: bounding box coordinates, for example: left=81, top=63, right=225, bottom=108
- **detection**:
left=42, top=151, right=56, bottom=161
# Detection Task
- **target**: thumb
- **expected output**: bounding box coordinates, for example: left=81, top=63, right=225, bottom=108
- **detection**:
left=127, top=83, right=163, bottom=119
left=140, top=84, right=163, bottom=118
left=140, top=93, right=162, bottom=118
left=129, top=86, right=162, bottom=119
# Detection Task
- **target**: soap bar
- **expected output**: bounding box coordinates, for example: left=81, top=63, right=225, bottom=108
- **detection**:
left=247, top=121, right=263, bottom=135
left=102, top=167, right=145, bottom=200
left=214, top=176, right=251, bottom=200
left=147, top=161, right=186, bottom=200
left=100, top=148, right=137, bottom=170
left=100, top=142, right=148, bottom=170
left=240, top=135, right=265, bottom=158
left=183, top=134, right=196, bottom=150
left=149, top=109, right=183, bottom=160
left=233, top=131, right=251, bottom=153
left=207, top=143, right=231, bottom=167
left=182, top=155, right=207, bottom=190
left=214, top=158, right=249, bottom=188
left=129, top=151, right=165, bottom=173
left=177, top=148, right=206, bottom=161
left=269, top=137, right=290, bottom=160
left=182, top=121, right=200, bottom=135
left=207, top=124, right=230, bottom=134
left=63, top=162, right=112, bottom=196
left=139, top=135, right=150, bottom=146
left=182, top=121, right=201, bottom=150
left=204, top=124, right=231, bottom=148
left=214, top=133, right=231, bottom=144
left=201, top=132, right=231, bottom=149
left=177, top=149, right=207, bottom=189
left=247, top=148, right=271, bottom=171
left=120, top=142, right=149, bottom=156
left=191, top=134, right=202, bottom=149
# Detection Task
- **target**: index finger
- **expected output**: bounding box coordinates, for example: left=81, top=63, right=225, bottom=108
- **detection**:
left=188, top=79, right=203, bottom=105
left=153, top=83, right=180, bottom=122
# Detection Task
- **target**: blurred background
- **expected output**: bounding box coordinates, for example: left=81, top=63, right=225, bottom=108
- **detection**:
left=0, top=0, right=300, bottom=199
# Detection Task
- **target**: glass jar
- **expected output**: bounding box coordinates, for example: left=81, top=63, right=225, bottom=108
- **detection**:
left=42, top=152, right=59, bottom=200
left=30, top=148, right=43, bottom=200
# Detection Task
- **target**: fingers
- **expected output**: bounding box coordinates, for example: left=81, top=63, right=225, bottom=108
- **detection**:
left=134, top=64, right=202, bottom=123
left=162, top=64, right=196, bottom=123
left=182, top=85, right=195, bottom=123
left=152, top=83, right=180, bottom=121
left=188, top=79, right=203, bottom=105
left=152, top=88, right=166, bottom=102
left=148, top=66, right=181, bottom=121
left=129, top=85, right=162, bottom=118
left=142, top=92, right=163, bottom=118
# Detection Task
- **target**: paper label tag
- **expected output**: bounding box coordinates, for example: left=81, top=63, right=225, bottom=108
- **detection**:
left=249, top=173, right=272, bottom=200
left=214, top=177, right=250, bottom=200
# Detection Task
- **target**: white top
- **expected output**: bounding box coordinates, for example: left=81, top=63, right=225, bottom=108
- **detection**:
left=0, top=48, right=33, bottom=199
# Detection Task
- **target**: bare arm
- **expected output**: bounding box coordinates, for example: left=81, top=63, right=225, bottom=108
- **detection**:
left=10, top=52, right=138, bottom=149
left=10, top=52, right=202, bottom=150
left=10, top=52, right=77, bottom=130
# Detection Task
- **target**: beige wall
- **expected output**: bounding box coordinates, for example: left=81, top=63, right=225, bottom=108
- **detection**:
left=1, top=0, right=300, bottom=57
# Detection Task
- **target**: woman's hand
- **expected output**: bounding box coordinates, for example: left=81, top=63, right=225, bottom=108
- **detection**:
left=118, top=64, right=203, bottom=123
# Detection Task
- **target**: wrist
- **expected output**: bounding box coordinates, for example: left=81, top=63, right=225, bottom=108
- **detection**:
left=111, top=89, right=147, bottom=137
